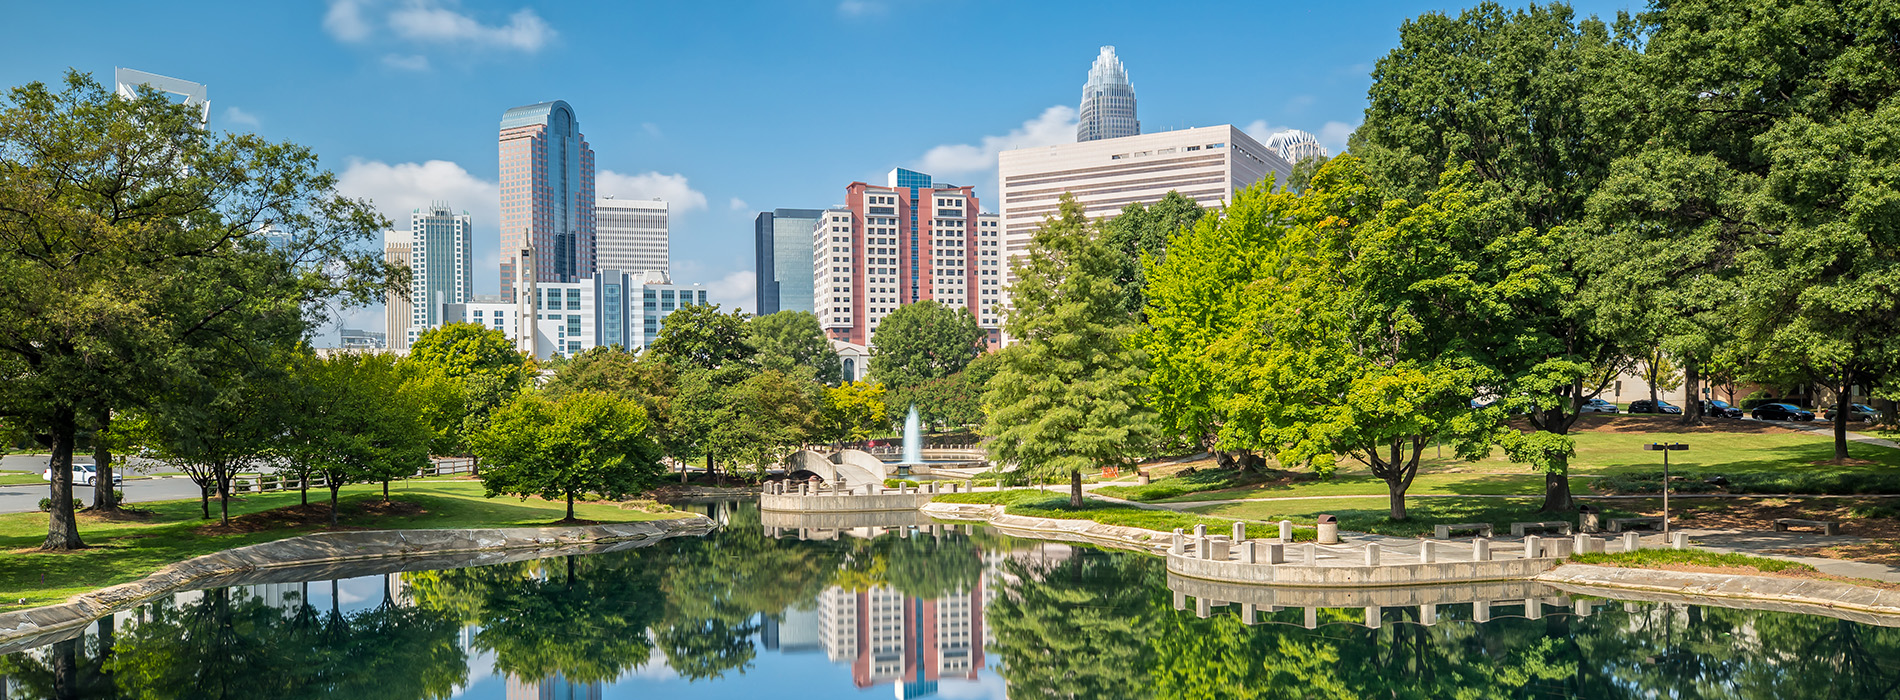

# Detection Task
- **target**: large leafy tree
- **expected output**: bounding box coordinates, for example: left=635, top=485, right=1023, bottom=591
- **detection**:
left=277, top=352, right=433, bottom=525
left=0, top=72, right=394, bottom=549
left=1100, top=190, right=1205, bottom=317
left=750, top=310, right=843, bottom=385
left=1352, top=2, right=1639, bottom=511
left=707, top=369, right=820, bottom=478
left=985, top=195, right=1157, bottom=507
left=471, top=390, right=664, bottom=521
left=649, top=303, right=756, bottom=373
left=816, top=380, right=887, bottom=444
left=134, top=353, right=297, bottom=524
left=401, top=323, right=529, bottom=455
left=869, top=300, right=986, bottom=396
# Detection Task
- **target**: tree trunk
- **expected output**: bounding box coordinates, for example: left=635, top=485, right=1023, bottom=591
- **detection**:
left=199, top=479, right=211, bottom=519
left=1069, top=469, right=1083, bottom=508
left=1540, top=468, right=1574, bottom=513
left=41, top=406, right=84, bottom=551
left=1834, top=378, right=1853, bottom=463
left=1680, top=360, right=1702, bottom=425
left=1387, top=483, right=1408, bottom=521
left=92, top=409, right=117, bottom=511
left=300, top=473, right=308, bottom=507
left=218, top=471, right=231, bottom=526
left=566, top=491, right=576, bottom=521
left=52, top=636, right=78, bottom=698
left=382, top=479, right=390, bottom=502
left=329, top=483, right=342, bottom=527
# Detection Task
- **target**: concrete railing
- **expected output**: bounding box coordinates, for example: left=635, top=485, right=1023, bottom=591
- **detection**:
left=758, top=478, right=971, bottom=513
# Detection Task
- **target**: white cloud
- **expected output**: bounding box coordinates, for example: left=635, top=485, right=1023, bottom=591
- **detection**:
left=335, top=158, right=498, bottom=230
left=324, top=0, right=556, bottom=53
left=381, top=53, right=431, bottom=71
left=728, top=197, right=749, bottom=211
left=838, top=0, right=884, bottom=17
left=597, top=170, right=708, bottom=212
left=223, top=106, right=261, bottom=129
left=917, top=105, right=1075, bottom=176
left=1241, top=119, right=1292, bottom=144
left=389, top=4, right=555, bottom=52
left=323, top=0, right=373, bottom=41
left=1319, top=121, right=1357, bottom=155
left=703, top=271, right=756, bottom=312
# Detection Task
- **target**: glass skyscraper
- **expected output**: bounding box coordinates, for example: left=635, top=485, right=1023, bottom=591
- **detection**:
left=1077, top=46, right=1139, bottom=142
left=407, top=202, right=473, bottom=345
left=499, top=100, right=596, bottom=303
left=754, top=208, right=824, bottom=316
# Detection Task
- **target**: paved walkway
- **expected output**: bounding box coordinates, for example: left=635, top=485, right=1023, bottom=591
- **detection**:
left=1683, top=528, right=1900, bottom=583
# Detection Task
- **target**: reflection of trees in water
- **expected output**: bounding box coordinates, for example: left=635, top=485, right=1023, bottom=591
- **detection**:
left=987, top=549, right=1163, bottom=700
left=832, top=531, right=984, bottom=599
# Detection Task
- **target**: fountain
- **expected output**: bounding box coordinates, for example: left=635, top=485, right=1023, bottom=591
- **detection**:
left=895, top=405, right=924, bottom=476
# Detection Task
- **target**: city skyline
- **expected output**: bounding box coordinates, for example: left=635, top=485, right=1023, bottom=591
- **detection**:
left=0, top=0, right=1637, bottom=345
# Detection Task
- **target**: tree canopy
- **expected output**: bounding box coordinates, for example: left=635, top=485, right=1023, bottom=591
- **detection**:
left=470, top=390, right=664, bottom=520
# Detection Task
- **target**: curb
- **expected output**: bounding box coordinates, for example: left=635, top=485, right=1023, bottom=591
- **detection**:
left=1535, top=563, right=1900, bottom=625
left=0, top=515, right=715, bottom=650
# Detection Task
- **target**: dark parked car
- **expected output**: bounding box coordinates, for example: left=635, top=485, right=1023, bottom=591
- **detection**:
left=1629, top=399, right=1682, bottom=415
left=1699, top=400, right=1745, bottom=418
left=1751, top=403, right=1815, bottom=422
left=1579, top=398, right=1618, bottom=414
left=1823, top=403, right=1884, bottom=423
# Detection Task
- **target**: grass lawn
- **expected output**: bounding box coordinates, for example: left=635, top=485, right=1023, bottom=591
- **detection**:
left=0, top=472, right=44, bottom=486
left=932, top=488, right=1313, bottom=541
left=1570, top=549, right=1814, bottom=573
left=0, top=479, right=683, bottom=612
left=1186, top=496, right=1640, bottom=538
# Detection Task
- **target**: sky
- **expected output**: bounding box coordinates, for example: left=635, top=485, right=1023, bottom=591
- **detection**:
left=1, top=0, right=1636, bottom=345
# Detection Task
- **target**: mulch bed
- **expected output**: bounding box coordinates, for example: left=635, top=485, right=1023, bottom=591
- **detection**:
left=1562, top=414, right=1806, bottom=435
left=1637, top=497, right=1900, bottom=538
left=79, top=508, right=158, bottom=522
left=191, top=499, right=426, bottom=535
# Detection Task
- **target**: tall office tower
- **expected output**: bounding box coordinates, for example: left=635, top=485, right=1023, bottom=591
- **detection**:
left=754, top=208, right=824, bottom=315
left=113, top=68, right=209, bottom=125
left=811, top=169, right=1005, bottom=347
left=406, top=202, right=474, bottom=346
left=596, top=196, right=669, bottom=274
left=1077, top=46, right=1138, bottom=142
left=998, top=125, right=1293, bottom=294
left=1264, top=129, right=1330, bottom=163
left=499, top=101, right=596, bottom=302
left=383, top=235, right=412, bottom=351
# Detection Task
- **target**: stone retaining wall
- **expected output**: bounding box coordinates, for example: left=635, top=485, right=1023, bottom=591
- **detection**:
left=1537, top=564, right=1900, bottom=627
left=922, top=502, right=1167, bottom=553
left=759, top=492, right=935, bottom=513
left=1167, top=550, right=1563, bottom=587
left=0, top=516, right=714, bottom=650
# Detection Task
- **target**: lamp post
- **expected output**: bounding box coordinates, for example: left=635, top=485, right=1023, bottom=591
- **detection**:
left=1644, top=443, right=1689, bottom=533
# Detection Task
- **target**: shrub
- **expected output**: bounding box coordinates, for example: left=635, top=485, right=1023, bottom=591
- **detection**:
left=38, top=497, right=83, bottom=512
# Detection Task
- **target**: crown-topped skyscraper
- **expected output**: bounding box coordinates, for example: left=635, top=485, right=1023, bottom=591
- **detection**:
left=1077, top=46, right=1138, bottom=142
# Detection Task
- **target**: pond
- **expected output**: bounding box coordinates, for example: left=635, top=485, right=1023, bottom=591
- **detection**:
left=4, top=501, right=1898, bottom=699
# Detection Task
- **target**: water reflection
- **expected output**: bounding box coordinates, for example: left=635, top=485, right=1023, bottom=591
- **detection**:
left=3, top=501, right=1898, bottom=699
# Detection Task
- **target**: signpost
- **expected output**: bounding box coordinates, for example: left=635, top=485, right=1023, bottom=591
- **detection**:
left=1644, top=443, right=1690, bottom=533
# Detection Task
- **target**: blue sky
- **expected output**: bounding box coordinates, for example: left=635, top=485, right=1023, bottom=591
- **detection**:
left=1, top=0, right=1634, bottom=344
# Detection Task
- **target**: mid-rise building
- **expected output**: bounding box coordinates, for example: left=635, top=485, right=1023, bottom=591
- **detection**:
left=441, top=269, right=705, bottom=361
left=1077, top=46, right=1138, bottom=142
left=596, top=196, right=669, bottom=274
left=1264, top=129, right=1330, bottom=164
left=998, top=125, right=1293, bottom=289
left=755, top=208, right=825, bottom=316
left=407, top=202, right=473, bottom=346
left=812, top=169, right=1005, bottom=347
left=337, top=328, right=386, bottom=350
left=383, top=235, right=412, bottom=351
left=499, top=100, right=596, bottom=302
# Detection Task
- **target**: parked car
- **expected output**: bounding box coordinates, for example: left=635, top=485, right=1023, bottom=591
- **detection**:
left=1751, top=403, right=1815, bottom=422
left=1579, top=398, right=1619, bottom=414
left=1699, top=399, right=1745, bottom=418
left=40, top=463, right=121, bottom=486
left=1629, top=399, right=1682, bottom=415
left=1822, top=403, right=1884, bottom=423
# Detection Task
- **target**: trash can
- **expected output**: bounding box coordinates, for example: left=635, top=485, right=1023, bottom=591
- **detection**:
left=1317, top=514, right=1339, bottom=544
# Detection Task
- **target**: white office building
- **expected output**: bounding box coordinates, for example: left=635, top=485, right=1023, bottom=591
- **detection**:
left=442, top=269, right=705, bottom=361
left=406, top=202, right=474, bottom=346
left=596, top=197, right=670, bottom=274
left=997, top=125, right=1293, bottom=290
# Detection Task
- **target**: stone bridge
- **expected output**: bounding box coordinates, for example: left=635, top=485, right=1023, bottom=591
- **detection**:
left=784, top=449, right=888, bottom=486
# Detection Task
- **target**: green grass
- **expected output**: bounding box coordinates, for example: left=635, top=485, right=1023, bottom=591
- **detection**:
left=0, top=472, right=44, bottom=486
left=1099, top=471, right=1585, bottom=503
left=0, top=479, right=682, bottom=611
left=1570, top=548, right=1816, bottom=573
left=932, top=488, right=1314, bottom=541
left=1188, top=496, right=1639, bottom=538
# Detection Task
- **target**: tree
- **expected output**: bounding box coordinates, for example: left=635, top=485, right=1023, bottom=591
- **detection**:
left=905, top=349, right=1002, bottom=431
left=405, top=322, right=529, bottom=385
left=0, top=72, right=394, bottom=549
left=135, top=356, right=294, bottom=524
left=750, top=310, right=843, bottom=385
left=985, top=195, right=1157, bottom=507
left=1636, top=348, right=1682, bottom=409
left=401, top=323, right=528, bottom=456
left=268, top=352, right=431, bottom=525
left=648, top=303, right=756, bottom=373
left=708, top=369, right=820, bottom=479
left=1100, top=191, right=1206, bottom=317
left=470, top=390, right=664, bottom=521
left=817, top=380, right=887, bottom=444
left=1352, top=3, right=1640, bottom=511
left=868, top=300, right=986, bottom=396
left=544, top=346, right=684, bottom=468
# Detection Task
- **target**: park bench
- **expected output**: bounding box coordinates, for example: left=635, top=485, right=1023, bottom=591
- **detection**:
left=1609, top=517, right=1664, bottom=532
left=1433, top=523, right=1494, bottom=539
left=1511, top=521, right=1573, bottom=537
left=1773, top=518, right=1841, bottom=536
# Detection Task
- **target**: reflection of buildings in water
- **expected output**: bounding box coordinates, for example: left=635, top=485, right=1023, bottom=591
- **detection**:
left=809, top=580, right=987, bottom=696
left=762, top=604, right=823, bottom=653
left=506, top=674, right=602, bottom=700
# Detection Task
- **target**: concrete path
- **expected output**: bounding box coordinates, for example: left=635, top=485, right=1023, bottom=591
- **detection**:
left=1682, top=528, right=1900, bottom=583
left=0, top=476, right=207, bottom=514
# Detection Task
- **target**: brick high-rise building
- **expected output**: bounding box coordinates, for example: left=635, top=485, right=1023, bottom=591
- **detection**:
left=812, top=168, right=1005, bottom=347
left=499, top=100, right=596, bottom=303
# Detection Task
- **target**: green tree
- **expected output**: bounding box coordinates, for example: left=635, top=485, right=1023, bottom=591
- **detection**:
left=708, top=369, right=820, bottom=479
left=1100, top=190, right=1205, bottom=317
left=905, top=349, right=1002, bottom=430
left=750, top=310, right=843, bottom=385
left=985, top=195, right=1157, bottom=507
left=649, top=304, right=756, bottom=373
left=470, top=390, right=663, bottom=521
left=135, top=356, right=294, bottom=524
left=419, top=554, right=667, bottom=687
left=1352, top=3, right=1640, bottom=511
left=400, top=323, right=529, bottom=456
left=0, top=72, right=394, bottom=549
left=868, top=300, right=986, bottom=397
left=405, top=322, right=528, bottom=384
left=817, top=380, right=887, bottom=444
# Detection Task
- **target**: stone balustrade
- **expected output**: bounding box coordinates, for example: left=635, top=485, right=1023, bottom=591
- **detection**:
left=1166, top=526, right=1645, bottom=588
left=757, top=476, right=960, bottom=513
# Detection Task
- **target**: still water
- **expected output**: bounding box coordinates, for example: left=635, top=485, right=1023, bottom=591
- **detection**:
left=4, top=501, right=1898, bottom=699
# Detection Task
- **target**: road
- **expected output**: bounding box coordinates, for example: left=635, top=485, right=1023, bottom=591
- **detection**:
left=0, top=453, right=205, bottom=514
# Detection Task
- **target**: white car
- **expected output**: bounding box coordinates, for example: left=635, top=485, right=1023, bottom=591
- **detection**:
left=41, top=463, right=123, bottom=486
